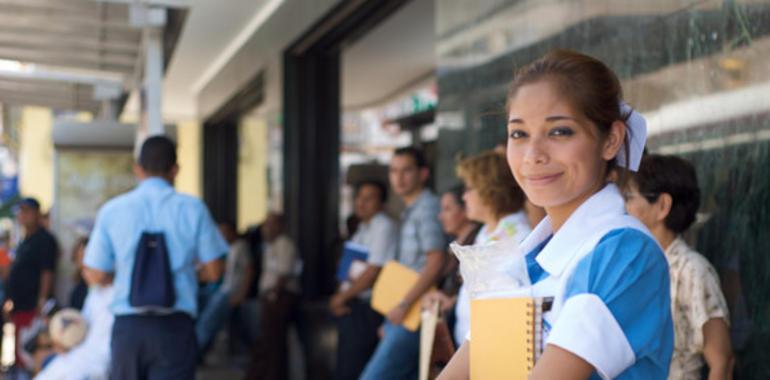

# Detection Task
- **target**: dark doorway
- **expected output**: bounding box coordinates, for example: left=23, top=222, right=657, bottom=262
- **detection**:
left=283, top=0, right=412, bottom=300
left=202, top=72, right=264, bottom=227
left=282, top=2, right=414, bottom=378
left=202, top=119, right=238, bottom=225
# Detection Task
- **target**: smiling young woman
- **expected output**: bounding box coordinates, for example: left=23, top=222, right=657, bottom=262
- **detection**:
left=438, top=50, right=674, bottom=380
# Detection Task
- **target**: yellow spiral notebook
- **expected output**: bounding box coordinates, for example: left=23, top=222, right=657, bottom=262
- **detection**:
left=470, top=297, right=547, bottom=380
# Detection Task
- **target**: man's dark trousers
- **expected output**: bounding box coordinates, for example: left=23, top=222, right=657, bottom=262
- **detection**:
left=111, top=312, right=198, bottom=380
left=335, top=298, right=383, bottom=380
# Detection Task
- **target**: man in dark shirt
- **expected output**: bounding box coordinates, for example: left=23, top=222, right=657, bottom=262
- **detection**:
left=5, top=197, right=58, bottom=368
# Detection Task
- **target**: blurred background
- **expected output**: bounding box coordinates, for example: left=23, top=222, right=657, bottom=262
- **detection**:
left=0, top=0, right=767, bottom=378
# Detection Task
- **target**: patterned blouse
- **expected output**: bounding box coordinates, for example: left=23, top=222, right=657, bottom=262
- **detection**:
left=665, top=237, right=730, bottom=380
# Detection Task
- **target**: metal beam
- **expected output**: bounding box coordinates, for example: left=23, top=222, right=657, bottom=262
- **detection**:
left=95, top=0, right=190, bottom=9
left=0, top=0, right=100, bottom=14
left=0, top=96, right=95, bottom=111
left=0, top=2, right=107, bottom=20
left=0, top=13, right=140, bottom=40
left=0, top=4, right=136, bottom=31
left=0, top=89, right=98, bottom=105
left=0, top=31, right=140, bottom=55
left=0, top=40, right=136, bottom=63
left=0, top=75, right=90, bottom=88
left=0, top=92, right=99, bottom=112
left=0, top=80, right=91, bottom=98
left=0, top=46, right=135, bottom=73
left=13, top=87, right=96, bottom=104
left=0, top=66, right=123, bottom=96
left=0, top=26, right=139, bottom=47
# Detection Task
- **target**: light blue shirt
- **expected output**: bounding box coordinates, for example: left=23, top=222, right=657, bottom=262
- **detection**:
left=522, top=184, right=673, bottom=379
left=527, top=229, right=673, bottom=379
left=84, top=177, right=228, bottom=317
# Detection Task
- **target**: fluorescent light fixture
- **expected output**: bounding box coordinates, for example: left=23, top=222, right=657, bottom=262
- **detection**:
left=0, top=59, right=31, bottom=73
left=95, top=0, right=190, bottom=8
left=0, top=62, right=123, bottom=91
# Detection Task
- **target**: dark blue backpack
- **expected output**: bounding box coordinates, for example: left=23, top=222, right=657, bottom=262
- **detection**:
left=129, top=199, right=176, bottom=310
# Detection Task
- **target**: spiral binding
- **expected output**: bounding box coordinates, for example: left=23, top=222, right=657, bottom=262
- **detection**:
left=532, top=297, right=553, bottom=367
left=525, top=299, right=535, bottom=371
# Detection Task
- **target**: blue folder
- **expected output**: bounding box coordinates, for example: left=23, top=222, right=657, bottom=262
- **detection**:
left=337, top=241, right=370, bottom=282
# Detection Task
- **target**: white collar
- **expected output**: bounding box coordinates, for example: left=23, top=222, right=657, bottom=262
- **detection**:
left=522, top=184, right=629, bottom=277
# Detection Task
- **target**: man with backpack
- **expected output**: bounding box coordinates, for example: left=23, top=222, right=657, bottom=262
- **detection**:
left=83, top=135, right=228, bottom=379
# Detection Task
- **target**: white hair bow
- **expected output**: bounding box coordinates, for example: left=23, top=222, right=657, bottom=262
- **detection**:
left=616, top=102, right=647, bottom=172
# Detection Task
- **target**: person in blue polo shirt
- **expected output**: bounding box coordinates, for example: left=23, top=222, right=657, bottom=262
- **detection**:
left=83, top=135, right=228, bottom=380
left=439, top=50, right=673, bottom=379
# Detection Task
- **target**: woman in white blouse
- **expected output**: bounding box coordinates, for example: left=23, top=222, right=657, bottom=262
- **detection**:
left=424, top=150, right=532, bottom=346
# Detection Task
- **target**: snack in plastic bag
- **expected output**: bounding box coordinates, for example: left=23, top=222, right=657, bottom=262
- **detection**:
left=450, top=237, right=531, bottom=300
left=453, top=237, right=544, bottom=378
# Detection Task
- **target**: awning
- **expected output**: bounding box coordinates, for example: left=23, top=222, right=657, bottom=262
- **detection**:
left=0, top=0, right=186, bottom=115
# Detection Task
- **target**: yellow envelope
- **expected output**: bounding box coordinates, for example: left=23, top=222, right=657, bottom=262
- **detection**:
left=371, top=261, right=424, bottom=332
left=470, top=297, right=535, bottom=380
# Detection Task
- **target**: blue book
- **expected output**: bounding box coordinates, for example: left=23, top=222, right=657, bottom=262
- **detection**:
left=337, top=241, right=369, bottom=282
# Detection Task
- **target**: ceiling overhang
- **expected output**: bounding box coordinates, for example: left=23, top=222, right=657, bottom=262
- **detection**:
left=0, top=0, right=186, bottom=115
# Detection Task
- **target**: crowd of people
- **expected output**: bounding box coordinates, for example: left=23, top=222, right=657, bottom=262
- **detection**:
left=0, top=49, right=737, bottom=380
left=0, top=136, right=305, bottom=380
left=330, top=50, right=734, bottom=380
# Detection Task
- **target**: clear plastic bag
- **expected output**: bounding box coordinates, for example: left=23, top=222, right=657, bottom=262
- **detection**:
left=451, top=237, right=532, bottom=300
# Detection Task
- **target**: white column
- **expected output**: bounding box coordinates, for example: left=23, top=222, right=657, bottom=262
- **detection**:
left=131, top=4, right=167, bottom=145
left=143, top=27, right=164, bottom=136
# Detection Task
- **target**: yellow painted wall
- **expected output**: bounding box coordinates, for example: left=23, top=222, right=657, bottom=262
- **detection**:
left=18, top=107, right=54, bottom=212
left=171, top=116, right=267, bottom=231
left=238, top=115, right=268, bottom=231
left=175, top=120, right=202, bottom=198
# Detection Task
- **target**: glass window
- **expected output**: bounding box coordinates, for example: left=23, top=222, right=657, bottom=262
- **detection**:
left=436, top=1, right=770, bottom=376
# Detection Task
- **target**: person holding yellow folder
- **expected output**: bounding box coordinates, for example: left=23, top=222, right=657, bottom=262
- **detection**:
left=439, top=50, right=674, bottom=379
left=361, top=147, right=448, bottom=380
